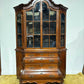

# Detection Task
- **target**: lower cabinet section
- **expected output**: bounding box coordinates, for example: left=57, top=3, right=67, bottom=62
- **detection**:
left=20, top=71, right=63, bottom=80
left=16, top=49, right=66, bottom=84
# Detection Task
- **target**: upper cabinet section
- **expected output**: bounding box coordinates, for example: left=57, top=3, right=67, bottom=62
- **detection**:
left=14, top=0, right=68, bottom=49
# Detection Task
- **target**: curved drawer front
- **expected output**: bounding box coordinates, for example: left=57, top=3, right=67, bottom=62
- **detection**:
left=24, top=64, right=41, bottom=71
left=24, top=64, right=58, bottom=72
left=23, top=57, right=59, bottom=64
left=21, top=71, right=62, bottom=80
left=25, top=53, right=58, bottom=57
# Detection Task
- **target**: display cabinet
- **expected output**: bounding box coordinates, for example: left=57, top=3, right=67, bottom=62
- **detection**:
left=14, top=0, right=68, bottom=84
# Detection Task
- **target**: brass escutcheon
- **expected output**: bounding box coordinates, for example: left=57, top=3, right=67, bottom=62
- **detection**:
left=49, top=75, right=55, bottom=77
left=29, top=75, right=34, bottom=78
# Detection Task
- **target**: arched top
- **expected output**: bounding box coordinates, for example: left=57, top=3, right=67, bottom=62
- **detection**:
left=14, top=0, right=68, bottom=11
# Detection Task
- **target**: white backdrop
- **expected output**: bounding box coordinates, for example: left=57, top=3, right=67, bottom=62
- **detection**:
left=0, top=0, right=84, bottom=75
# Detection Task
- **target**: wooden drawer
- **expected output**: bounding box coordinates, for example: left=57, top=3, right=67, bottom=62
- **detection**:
left=21, top=71, right=63, bottom=80
left=24, top=64, right=58, bottom=72
left=23, top=57, right=59, bottom=64
left=25, top=53, right=58, bottom=57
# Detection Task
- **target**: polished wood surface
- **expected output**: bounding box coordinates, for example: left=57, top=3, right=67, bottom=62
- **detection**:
left=14, top=0, right=68, bottom=84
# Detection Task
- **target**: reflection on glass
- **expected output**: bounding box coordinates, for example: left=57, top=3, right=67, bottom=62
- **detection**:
left=50, top=22, right=56, bottom=34
left=17, top=13, right=21, bottom=22
left=26, top=22, right=33, bottom=34
left=61, top=13, right=65, bottom=23
left=34, top=35, right=40, bottom=48
left=34, top=22, right=40, bottom=34
left=50, top=36, right=56, bottom=47
left=42, top=2, right=49, bottom=21
left=43, top=36, right=49, bottom=47
left=61, top=35, right=65, bottom=47
left=26, top=10, right=33, bottom=20
left=50, top=10, right=56, bottom=21
left=17, top=35, right=22, bottom=47
left=27, top=37, right=33, bottom=48
left=61, top=23, right=65, bottom=33
left=34, top=2, right=40, bottom=21
left=43, top=22, right=49, bottom=34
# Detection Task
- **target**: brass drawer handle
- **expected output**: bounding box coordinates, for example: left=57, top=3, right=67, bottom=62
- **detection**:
left=29, top=60, right=33, bottom=62
left=29, top=54, right=34, bottom=56
left=40, top=64, right=43, bottom=67
left=29, top=67, right=34, bottom=69
left=29, top=75, right=34, bottom=78
left=40, top=54, right=43, bottom=55
left=49, top=60, right=54, bottom=62
left=49, top=66, right=54, bottom=69
left=49, top=75, right=55, bottom=77
left=49, top=54, right=54, bottom=56
left=40, top=58, right=43, bottom=60
left=40, top=72, right=43, bottom=75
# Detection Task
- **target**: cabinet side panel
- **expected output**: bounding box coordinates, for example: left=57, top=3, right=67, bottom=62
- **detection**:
left=16, top=51, right=23, bottom=79
left=59, top=50, right=66, bottom=77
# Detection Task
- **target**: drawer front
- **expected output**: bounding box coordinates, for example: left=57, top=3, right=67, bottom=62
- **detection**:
left=24, top=57, right=59, bottom=64
left=25, top=53, right=58, bottom=57
left=21, top=71, right=61, bottom=80
left=24, top=64, right=41, bottom=71
left=24, top=64, right=58, bottom=72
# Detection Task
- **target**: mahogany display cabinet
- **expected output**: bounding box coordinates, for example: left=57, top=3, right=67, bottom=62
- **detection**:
left=14, top=0, right=68, bottom=84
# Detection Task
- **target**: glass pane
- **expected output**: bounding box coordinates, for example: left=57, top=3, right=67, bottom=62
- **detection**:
left=42, top=2, right=49, bottom=21
left=61, top=13, right=65, bottom=23
left=17, top=35, right=22, bottom=47
left=17, top=13, right=21, bottom=34
left=61, top=23, right=65, bottom=34
left=43, top=36, right=49, bottom=47
left=61, top=35, right=65, bottom=47
left=34, top=22, right=40, bottom=34
left=26, top=10, right=33, bottom=21
left=50, top=10, right=56, bottom=21
left=34, top=35, right=40, bottom=48
left=27, top=37, right=33, bottom=48
left=26, top=22, right=33, bottom=34
left=17, top=22, right=21, bottom=34
left=34, top=2, right=40, bottom=21
left=43, top=22, right=49, bottom=34
left=50, top=36, right=56, bottom=47
left=50, top=22, right=56, bottom=34
left=17, top=13, right=21, bottom=22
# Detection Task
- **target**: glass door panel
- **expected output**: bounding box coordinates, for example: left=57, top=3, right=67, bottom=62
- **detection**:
left=34, top=22, right=40, bottom=34
left=50, top=22, right=56, bottom=34
left=42, top=2, right=49, bottom=21
left=26, top=10, right=33, bottom=21
left=43, top=36, right=49, bottom=47
left=17, top=35, right=22, bottom=47
left=26, top=22, right=33, bottom=34
left=61, top=35, right=65, bottom=47
left=60, top=13, right=65, bottom=47
left=50, top=36, right=56, bottom=47
left=34, top=2, right=40, bottom=21
left=43, top=22, right=49, bottom=34
left=50, top=10, right=56, bottom=21
left=27, top=37, right=33, bottom=48
left=34, top=35, right=40, bottom=48
left=17, top=13, right=22, bottom=47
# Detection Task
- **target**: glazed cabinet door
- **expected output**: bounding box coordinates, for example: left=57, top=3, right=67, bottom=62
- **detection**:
left=26, top=2, right=41, bottom=48
left=25, top=1, right=57, bottom=48
left=16, top=12, right=23, bottom=48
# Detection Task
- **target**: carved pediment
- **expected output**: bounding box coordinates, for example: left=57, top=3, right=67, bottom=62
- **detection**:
left=14, top=0, right=68, bottom=11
